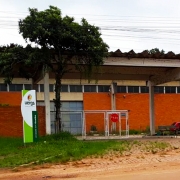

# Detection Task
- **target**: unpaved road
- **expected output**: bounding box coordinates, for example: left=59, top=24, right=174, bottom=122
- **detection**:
left=1, top=138, right=180, bottom=180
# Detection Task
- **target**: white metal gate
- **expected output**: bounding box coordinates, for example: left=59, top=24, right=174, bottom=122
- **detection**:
left=82, top=110, right=129, bottom=139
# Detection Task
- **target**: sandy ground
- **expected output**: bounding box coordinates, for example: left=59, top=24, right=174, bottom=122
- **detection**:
left=1, top=137, right=180, bottom=180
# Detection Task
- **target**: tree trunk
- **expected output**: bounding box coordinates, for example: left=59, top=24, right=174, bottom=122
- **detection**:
left=54, top=74, right=62, bottom=133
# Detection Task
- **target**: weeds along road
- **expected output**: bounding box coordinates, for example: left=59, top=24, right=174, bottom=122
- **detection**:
left=1, top=136, right=180, bottom=180
left=1, top=148, right=180, bottom=180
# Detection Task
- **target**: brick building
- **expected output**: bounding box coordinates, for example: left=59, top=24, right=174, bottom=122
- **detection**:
left=1, top=50, right=180, bottom=137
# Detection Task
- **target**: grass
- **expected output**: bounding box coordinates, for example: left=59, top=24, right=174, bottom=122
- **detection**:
left=142, top=141, right=169, bottom=154
left=0, top=132, right=172, bottom=168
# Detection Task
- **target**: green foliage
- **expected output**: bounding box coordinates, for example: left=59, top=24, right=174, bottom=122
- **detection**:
left=90, top=125, right=97, bottom=131
left=148, top=48, right=165, bottom=55
left=18, top=6, right=109, bottom=132
left=129, top=129, right=141, bottom=135
left=145, top=126, right=150, bottom=134
left=0, top=44, right=48, bottom=83
left=0, top=6, right=109, bottom=132
left=0, top=44, right=26, bottom=83
left=42, top=131, right=77, bottom=141
left=111, top=141, right=131, bottom=154
left=0, top=134, right=115, bottom=168
left=143, top=141, right=169, bottom=154
left=18, top=6, right=109, bottom=79
left=0, top=135, right=172, bottom=168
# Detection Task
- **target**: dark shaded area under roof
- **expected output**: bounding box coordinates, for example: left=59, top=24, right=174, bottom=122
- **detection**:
left=110, top=49, right=180, bottom=59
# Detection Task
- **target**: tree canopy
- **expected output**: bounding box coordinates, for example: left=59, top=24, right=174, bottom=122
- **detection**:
left=0, top=44, right=50, bottom=84
left=0, top=44, right=29, bottom=84
left=19, top=6, right=109, bottom=72
left=148, top=48, right=165, bottom=55
left=19, top=6, right=109, bottom=132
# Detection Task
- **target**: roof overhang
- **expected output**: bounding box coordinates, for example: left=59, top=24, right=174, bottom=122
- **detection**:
left=1, top=56, right=180, bottom=85
left=47, top=57, right=180, bottom=85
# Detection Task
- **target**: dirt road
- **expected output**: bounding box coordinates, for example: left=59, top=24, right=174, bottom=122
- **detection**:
left=1, top=138, right=180, bottom=180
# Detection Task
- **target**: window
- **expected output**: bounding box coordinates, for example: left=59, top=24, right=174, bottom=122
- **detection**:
left=9, top=84, right=23, bottom=91
left=70, top=85, right=82, bottom=92
left=141, top=86, right=149, bottom=93
left=24, top=84, right=31, bottom=90
left=98, top=85, right=110, bottom=92
left=117, top=86, right=126, bottom=93
left=154, top=86, right=164, bottom=93
left=165, top=86, right=176, bottom=93
left=177, top=87, right=180, bottom=93
left=128, top=86, right=139, bottom=93
left=60, top=101, right=83, bottom=135
left=39, top=84, right=54, bottom=92
left=61, top=101, right=83, bottom=111
left=61, top=85, right=68, bottom=92
left=49, top=84, right=54, bottom=92
left=0, top=83, right=7, bottom=91
left=84, top=85, right=96, bottom=92
left=40, top=84, right=44, bottom=92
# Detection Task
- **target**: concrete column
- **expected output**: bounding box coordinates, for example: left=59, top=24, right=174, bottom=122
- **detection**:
left=44, top=72, right=51, bottom=134
left=110, top=83, right=116, bottom=132
left=148, top=81, right=155, bottom=135
left=111, top=94, right=116, bottom=110
left=110, top=83, right=116, bottom=110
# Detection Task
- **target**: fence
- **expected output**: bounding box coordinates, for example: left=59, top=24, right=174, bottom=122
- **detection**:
left=50, top=110, right=129, bottom=139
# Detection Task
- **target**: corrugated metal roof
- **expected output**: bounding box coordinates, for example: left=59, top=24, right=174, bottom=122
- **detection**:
left=110, top=49, right=180, bottom=59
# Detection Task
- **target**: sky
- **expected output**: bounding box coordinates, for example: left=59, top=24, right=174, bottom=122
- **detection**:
left=1, top=0, right=180, bottom=53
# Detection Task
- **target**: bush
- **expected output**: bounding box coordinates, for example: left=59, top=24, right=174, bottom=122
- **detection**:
left=42, top=131, right=77, bottom=141
left=129, top=129, right=141, bottom=135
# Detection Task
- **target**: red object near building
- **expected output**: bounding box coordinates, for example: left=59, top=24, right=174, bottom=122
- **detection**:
left=111, top=113, right=119, bottom=122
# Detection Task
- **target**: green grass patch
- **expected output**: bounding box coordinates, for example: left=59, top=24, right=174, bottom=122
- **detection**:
left=142, top=141, right=169, bottom=153
left=0, top=132, right=172, bottom=168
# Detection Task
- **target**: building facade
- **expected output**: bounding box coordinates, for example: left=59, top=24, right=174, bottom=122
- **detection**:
left=1, top=77, right=180, bottom=136
left=1, top=51, right=180, bottom=136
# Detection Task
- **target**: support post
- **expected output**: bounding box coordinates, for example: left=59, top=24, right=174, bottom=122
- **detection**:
left=110, top=83, right=116, bottom=132
left=111, top=93, right=116, bottom=110
left=110, top=83, right=117, bottom=110
left=44, top=72, right=51, bottom=134
left=148, top=81, right=155, bottom=135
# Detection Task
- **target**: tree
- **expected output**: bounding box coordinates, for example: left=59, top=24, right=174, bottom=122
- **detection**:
left=18, top=6, right=109, bottom=132
left=0, top=44, right=49, bottom=84
left=148, top=48, right=165, bottom=55
left=0, top=44, right=31, bottom=84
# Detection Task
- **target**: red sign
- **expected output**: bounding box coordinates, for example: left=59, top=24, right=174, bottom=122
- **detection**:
left=111, top=113, right=119, bottom=122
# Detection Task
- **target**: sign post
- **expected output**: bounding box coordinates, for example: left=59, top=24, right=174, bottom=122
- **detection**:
left=21, top=90, right=38, bottom=143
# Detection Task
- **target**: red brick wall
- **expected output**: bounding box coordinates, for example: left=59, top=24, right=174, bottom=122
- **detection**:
left=116, top=94, right=149, bottom=131
left=0, top=92, right=46, bottom=137
left=0, top=92, right=21, bottom=106
left=83, top=93, right=180, bottom=132
left=83, top=93, right=111, bottom=133
left=2, top=91, right=180, bottom=136
left=0, top=106, right=46, bottom=137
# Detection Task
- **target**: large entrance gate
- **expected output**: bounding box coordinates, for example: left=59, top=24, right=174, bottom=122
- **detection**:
left=83, top=110, right=129, bottom=139
left=50, top=110, right=129, bottom=138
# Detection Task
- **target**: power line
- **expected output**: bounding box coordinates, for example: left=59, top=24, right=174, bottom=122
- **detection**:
left=1, top=10, right=180, bottom=19
left=0, top=11, right=180, bottom=52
